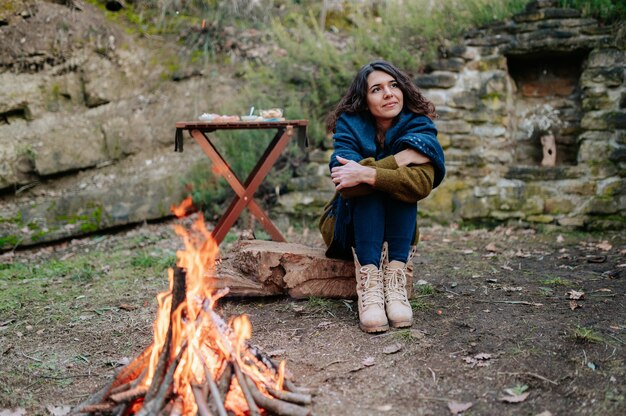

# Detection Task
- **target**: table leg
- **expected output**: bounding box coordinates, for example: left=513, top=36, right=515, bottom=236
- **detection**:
left=190, top=128, right=293, bottom=244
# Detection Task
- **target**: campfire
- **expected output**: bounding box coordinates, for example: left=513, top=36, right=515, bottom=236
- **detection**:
left=73, top=198, right=312, bottom=416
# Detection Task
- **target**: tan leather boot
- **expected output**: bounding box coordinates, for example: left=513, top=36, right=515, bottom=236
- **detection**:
left=383, top=246, right=416, bottom=328
left=352, top=248, right=388, bottom=333
left=404, top=245, right=417, bottom=298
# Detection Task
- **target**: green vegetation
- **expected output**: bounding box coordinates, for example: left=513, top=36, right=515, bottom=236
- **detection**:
left=572, top=325, right=604, bottom=343
left=409, top=298, right=432, bottom=310
left=540, top=277, right=571, bottom=286
left=560, top=0, right=626, bottom=23
left=416, top=283, right=435, bottom=296
left=392, top=328, right=425, bottom=342
left=0, top=240, right=174, bottom=321
left=131, top=251, right=177, bottom=271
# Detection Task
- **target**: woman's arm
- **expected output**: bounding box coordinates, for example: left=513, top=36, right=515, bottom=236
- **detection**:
left=336, top=155, right=435, bottom=203
left=331, top=156, right=375, bottom=190
left=394, top=148, right=431, bottom=167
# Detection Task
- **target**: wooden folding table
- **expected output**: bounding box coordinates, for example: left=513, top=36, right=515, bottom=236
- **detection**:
left=174, top=120, right=308, bottom=244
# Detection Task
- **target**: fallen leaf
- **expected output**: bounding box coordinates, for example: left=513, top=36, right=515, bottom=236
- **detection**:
left=119, top=303, right=137, bottom=311
left=46, top=405, right=71, bottom=416
left=485, top=242, right=500, bottom=252
left=515, top=250, right=531, bottom=258
left=586, top=255, right=607, bottom=263
left=462, top=353, right=493, bottom=367
left=376, top=404, right=393, bottom=412
left=596, top=241, right=612, bottom=251
left=116, top=356, right=130, bottom=366
left=447, top=400, right=473, bottom=415
left=0, top=409, right=27, bottom=416
left=291, top=304, right=305, bottom=314
left=500, top=391, right=530, bottom=403
left=569, top=300, right=580, bottom=310
left=383, top=343, right=402, bottom=354
left=567, top=290, right=585, bottom=300
left=362, top=356, right=375, bottom=367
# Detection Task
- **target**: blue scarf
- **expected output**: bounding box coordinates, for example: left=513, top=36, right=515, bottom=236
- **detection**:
left=327, top=109, right=445, bottom=258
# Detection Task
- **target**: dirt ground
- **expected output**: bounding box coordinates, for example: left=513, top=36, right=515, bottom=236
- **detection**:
left=0, top=217, right=624, bottom=415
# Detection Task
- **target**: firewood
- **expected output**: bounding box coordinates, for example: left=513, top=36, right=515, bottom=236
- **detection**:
left=136, top=343, right=187, bottom=416
left=109, top=385, right=148, bottom=403
left=70, top=379, right=116, bottom=415
left=78, top=403, right=113, bottom=413
left=233, top=361, right=260, bottom=416
left=108, top=382, right=131, bottom=395
left=284, top=379, right=313, bottom=395
left=243, top=375, right=312, bottom=416
left=266, top=386, right=312, bottom=405
left=204, top=364, right=228, bottom=416
left=215, top=241, right=356, bottom=298
left=105, top=346, right=151, bottom=393
left=191, top=384, right=212, bottom=416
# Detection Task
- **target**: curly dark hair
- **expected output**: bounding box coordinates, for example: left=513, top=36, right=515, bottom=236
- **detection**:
left=325, top=60, right=436, bottom=133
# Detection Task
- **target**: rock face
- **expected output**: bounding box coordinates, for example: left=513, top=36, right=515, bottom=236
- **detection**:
left=0, top=0, right=238, bottom=249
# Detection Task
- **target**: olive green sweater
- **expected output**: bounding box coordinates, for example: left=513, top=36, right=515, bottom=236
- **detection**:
left=319, top=155, right=435, bottom=248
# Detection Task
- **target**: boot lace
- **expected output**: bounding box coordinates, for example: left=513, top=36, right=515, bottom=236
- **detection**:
left=384, top=267, right=408, bottom=303
left=359, top=266, right=384, bottom=307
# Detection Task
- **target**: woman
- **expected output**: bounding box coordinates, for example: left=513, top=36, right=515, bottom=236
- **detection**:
left=319, top=60, right=445, bottom=333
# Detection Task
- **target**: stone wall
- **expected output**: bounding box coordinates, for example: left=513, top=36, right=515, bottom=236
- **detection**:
left=411, top=0, right=624, bottom=229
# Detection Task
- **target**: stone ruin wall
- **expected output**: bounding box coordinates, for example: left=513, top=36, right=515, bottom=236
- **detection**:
left=411, top=0, right=626, bottom=229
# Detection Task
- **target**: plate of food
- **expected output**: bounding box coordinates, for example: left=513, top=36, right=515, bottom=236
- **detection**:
left=260, top=108, right=283, bottom=120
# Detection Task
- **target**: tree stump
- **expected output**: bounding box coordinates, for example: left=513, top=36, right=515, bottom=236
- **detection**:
left=214, top=241, right=357, bottom=299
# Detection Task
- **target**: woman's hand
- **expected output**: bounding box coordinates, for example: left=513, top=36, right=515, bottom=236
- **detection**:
left=331, top=156, right=375, bottom=190
left=394, top=148, right=431, bottom=167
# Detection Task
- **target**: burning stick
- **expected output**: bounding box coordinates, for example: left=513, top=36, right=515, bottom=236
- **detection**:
left=243, top=375, right=312, bottom=416
left=109, top=386, right=148, bottom=404
left=233, top=362, right=261, bottom=416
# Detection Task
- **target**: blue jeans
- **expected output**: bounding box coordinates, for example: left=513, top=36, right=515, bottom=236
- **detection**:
left=352, top=192, right=417, bottom=266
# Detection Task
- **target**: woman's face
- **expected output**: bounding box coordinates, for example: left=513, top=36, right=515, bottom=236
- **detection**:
left=366, top=70, right=403, bottom=125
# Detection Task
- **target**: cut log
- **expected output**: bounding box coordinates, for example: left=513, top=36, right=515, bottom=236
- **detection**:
left=213, top=241, right=357, bottom=298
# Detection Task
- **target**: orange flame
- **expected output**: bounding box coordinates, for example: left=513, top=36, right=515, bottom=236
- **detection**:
left=171, top=196, right=194, bottom=218
left=137, top=198, right=288, bottom=415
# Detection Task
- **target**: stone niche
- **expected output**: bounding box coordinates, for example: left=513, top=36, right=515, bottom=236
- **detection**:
left=508, top=50, right=587, bottom=166
left=415, top=0, right=625, bottom=229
